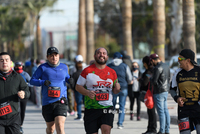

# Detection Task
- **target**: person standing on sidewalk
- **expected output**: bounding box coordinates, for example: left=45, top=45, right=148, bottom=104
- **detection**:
left=128, top=61, right=141, bottom=121
left=140, top=56, right=157, bottom=134
left=30, top=47, right=72, bottom=134
left=14, top=61, right=32, bottom=134
left=150, top=53, right=170, bottom=134
left=0, top=52, right=30, bottom=134
left=107, top=52, right=133, bottom=129
left=76, top=47, right=120, bottom=134
left=170, top=49, right=200, bottom=134
left=70, top=55, right=84, bottom=120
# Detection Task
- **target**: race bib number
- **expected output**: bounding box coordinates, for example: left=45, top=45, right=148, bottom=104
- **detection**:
left=178, top=117, right=190, bottom=131
left=48, top=87, right=61, bottom=97
left=96, top=90, right=109, bottom=101
left=0, top=102, right=12, bottom=116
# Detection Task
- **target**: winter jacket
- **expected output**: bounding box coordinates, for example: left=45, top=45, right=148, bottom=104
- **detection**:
left=107, top=59, right=132, bottom=88
left=151, top=61, right=170, bottom=94
left=0, top=71, right=30, bottom=119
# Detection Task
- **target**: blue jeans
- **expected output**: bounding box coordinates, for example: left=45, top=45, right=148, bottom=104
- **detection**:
left=112, top=88, right=128, bottom=126
left=153, top=91, right=170, bottom=133
left=74, top=90, right=84, bottom=118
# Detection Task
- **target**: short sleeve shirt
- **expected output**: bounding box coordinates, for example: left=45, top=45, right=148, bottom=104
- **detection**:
left=76, top=64, right=118, bottom=109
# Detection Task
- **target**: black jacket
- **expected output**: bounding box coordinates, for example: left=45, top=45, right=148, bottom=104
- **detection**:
left=0, top=71, right=30, bottom=119
left=151, top=61, right=170, bottom=94
left=139, top=67, right=154, bottom=92
left=71, top=69, right=82, bottom=91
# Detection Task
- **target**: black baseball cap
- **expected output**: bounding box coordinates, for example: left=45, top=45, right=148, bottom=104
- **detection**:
left=179, top=49, right=197, bottom=65
left=47, top=47, right=59, bottom=55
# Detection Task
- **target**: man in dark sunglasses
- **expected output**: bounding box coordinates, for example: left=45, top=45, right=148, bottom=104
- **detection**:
left=170, top=49, right=200, bottom=134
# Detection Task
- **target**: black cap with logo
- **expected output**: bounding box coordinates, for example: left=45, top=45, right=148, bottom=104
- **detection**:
left=179, top=49, right=197, bottom=65
left=47, top=47, right=59, bottom=55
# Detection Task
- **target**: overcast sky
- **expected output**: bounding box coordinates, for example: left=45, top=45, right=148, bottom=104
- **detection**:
left=40, top=0, right=79, bottom=28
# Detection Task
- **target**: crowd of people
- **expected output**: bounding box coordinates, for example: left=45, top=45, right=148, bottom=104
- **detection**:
left=0, top=46, right=199, bottom=134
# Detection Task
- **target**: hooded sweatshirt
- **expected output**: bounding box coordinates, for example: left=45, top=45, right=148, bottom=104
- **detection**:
left=107, top=59, right=132, bottom=88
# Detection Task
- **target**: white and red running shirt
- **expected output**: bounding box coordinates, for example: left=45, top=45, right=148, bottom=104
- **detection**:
left=76, top=64, right=118, bottom=109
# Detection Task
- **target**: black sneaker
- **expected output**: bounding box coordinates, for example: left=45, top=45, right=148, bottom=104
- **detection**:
left=20, top=127, right=23, bottom=134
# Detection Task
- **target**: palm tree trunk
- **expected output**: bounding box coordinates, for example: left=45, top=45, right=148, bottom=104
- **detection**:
left=36, top=15, right=42, bottom=59
left=182, top=0, right=196, bottom=54
left=122, top=0, right=133, bottom=60
left=153, top=0, right=165, bottom=62
left=78, top=0, right=86, bottom=62
left=86, top=0, right=94, bottom=64
left=169, top=0, right=183, bottom=55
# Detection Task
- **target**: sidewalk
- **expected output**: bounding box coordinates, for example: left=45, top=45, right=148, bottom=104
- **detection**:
left=125, top=94, right=178, bottom=125
left=22, top=95, right=196, bottom=134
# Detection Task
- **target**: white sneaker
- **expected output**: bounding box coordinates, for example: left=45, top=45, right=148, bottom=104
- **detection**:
left=117, top=125, right=124, bottom=129
left=74, top=117, right=83, bottom=121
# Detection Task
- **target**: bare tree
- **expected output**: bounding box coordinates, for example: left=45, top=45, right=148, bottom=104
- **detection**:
left=86, top=0, right=94, bottom=64
left=153, top=0, right=165, bottom=62
left=182, top=0, right=196, bottom=54
left=78, top=0, right=87, bottom=62
left=122, top=0, right=133, bottom=60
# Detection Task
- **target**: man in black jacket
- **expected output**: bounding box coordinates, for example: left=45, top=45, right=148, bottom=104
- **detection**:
left=0, top=52, right=30, bottom=134
left=150, top=53, right=170, bottom=134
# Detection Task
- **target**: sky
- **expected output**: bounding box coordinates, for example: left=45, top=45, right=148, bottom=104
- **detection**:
left=40, top=0, right=79, bottom=28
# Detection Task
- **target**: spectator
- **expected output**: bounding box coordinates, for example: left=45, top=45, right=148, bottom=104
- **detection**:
left=71, top=56, right=84, bottom=120
left=140, top=56, right=157, bottom=134
left=128, top=62, right=142, bottom=121
left=150, top=53, right=170, bottom=134
left=107, top=52, right=133, bottom=129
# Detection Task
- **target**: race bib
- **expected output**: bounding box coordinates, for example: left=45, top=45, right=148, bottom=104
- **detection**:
left=0, top=102, right=12, bottom=116
left=48, top=87, right=61, bottom=97
left=178, top=117, right=190, bottom=131
left=96, top=90, right=109, bottom=101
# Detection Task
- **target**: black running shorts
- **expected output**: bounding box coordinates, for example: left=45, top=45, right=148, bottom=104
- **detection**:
left=42, top=102, right=67, bottom=122
left=84, top=107, right=114, bottom=134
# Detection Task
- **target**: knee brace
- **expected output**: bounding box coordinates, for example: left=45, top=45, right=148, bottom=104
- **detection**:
left=178, top=117, right=190, bottom=132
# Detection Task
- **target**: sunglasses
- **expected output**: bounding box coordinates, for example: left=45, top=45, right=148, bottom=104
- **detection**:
left=178, top=57, right=186, bottom=61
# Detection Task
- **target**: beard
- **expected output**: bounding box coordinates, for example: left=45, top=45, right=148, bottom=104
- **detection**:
left=95, top=56, right=107, bottom=65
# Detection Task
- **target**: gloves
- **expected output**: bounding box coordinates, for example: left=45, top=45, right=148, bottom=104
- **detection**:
left=68, top=78, right=74, bottom=85
left=44, top=80, right=51, bottom=87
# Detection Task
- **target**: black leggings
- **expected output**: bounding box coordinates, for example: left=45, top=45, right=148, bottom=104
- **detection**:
left=128, top=91, right=141, bottom=117
left=20, top=98, right=28, bottom=126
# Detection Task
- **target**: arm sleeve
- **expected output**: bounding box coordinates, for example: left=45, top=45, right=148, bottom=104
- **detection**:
left=126, top=66, right=133, bottom=84
left=151, top=67, right=161, bottom=86
left=30, top=66, right=45, bottom=86
left=24, top=72, right=31, bottom=82
left=19, top=75, right=30, bottom=99
left=169, top=68, right=181, bottom=102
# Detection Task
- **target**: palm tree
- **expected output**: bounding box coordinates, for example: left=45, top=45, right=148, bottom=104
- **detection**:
left=24, top=0, right=56, bottom=59
left=122, top=0, right=133, bottom=60
left=182, top=0, right=196, bottom=54
left=86, top=0, right=94, bottom=64
left=77, top=0, right=86, bottom=62
left=153, top=0, right=165, bottom=62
